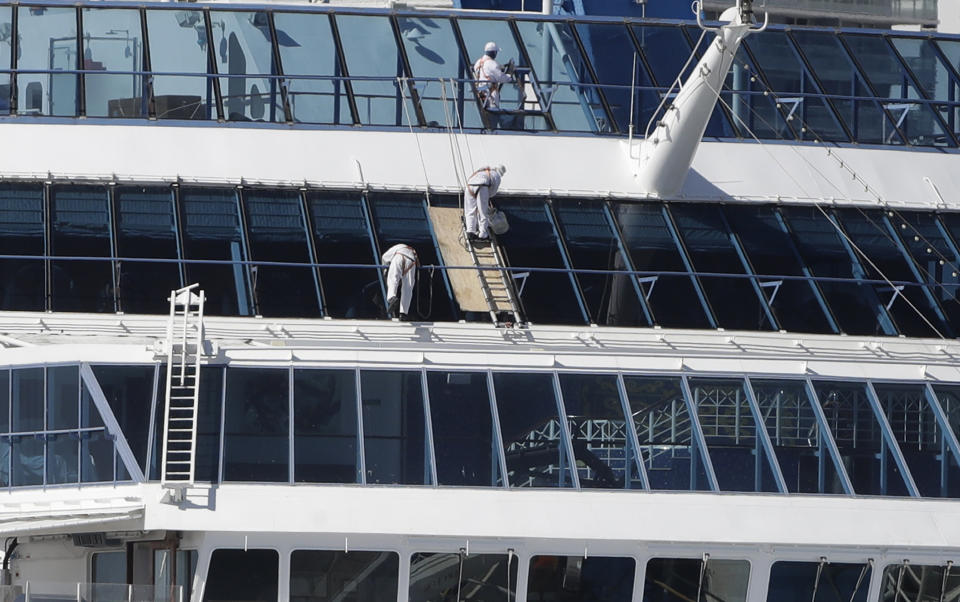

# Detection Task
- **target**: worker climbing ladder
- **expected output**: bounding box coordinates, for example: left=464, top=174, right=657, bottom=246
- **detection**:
left=466, top=238, right=523, bottom=327
left=161, top=284, right=205, bottom=494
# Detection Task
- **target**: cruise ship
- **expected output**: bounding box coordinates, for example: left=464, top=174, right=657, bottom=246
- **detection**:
left=0, top=0, right=959, bottom=600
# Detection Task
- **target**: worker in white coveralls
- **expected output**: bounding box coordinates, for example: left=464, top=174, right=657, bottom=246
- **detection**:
left=473, top=42, right=513, bottom=110
left=464, top=164, right=506, bottom=243
left=382, top=243, right=419, bottom=320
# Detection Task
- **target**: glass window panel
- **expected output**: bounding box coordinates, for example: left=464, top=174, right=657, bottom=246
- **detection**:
left=223, top=368, right=288, bottom=482
left=879, top=563, right=960, bottom=602
left=892, top=37, right=960, bottom=141
left=115, top=186, right=181, bottom=314
left=495, top=199, right=585, bottom=325
left=725, top=43, right=794, bottom=141
left=50, top=185, right=114, bottom=313
left=670, top=204, right=773, bottom=331
left=722, top=205, right=834, bottom=334
left=294, top=369, right=357, bottom=484
left=689, top=378, right=778, bottom=493
left=81, top=9, right=145, bottom=118
left=813, top=380, right=909, bottom=496
left=767, top=560, right=870, bottom=602
left=145, top=9, right=213, bottom=120
left=195, top=366, right=224, bottom=483
left=368, top=194, right=454, bottom=322
left=12, top=368, right=44, bottom=433
left=92, top=551, right=126, bottom=583
left=180, top=187, right=251, bottom=317
left=0, top=371, right=8, bottom=433
left=528, top=555, right=634, bottom=602
left=290, top=550, right=399, bottom=602
left=0, top=6, right=11, bottom=115
left=409, top=552, right=517, bottom=602
left=273, top=12, right=351, bottom=125
left=553, top=200, right=646, bottom=327
left=426, top=371, right=502, bottom=487
left=492, top=372, right=573, bottom=488
left=613, top=203, right=710, bottom=329
left=307, top=193, right=381, bottom=319
left=631, top=26, right=692, bottom=89
left=559, top=373, right=639, bottom=489
left=81, top=429, right=113, bottom=483
left=93, top=365, right=155, bottom=474
left=46, top=431, right=78, bottom=484
left=16, top=6, right=78, bottom=116
left=644, top=558, right=749, bottom=602
left=46, top=365, right=78, bottom=430
left=243, top=189, right=320, bottom=318
left=203, top=549, right=279, bottom=602
left=936, top=39, right=960, bottom=140
left=335, top=15, right=404, bottom=126
left=0, top=438, right=6, bottom=487
left=931, top=385, right=960, bottom=497
left=12, top=435, right=44, bottom=486
left=0, top=184, right=45, bottom=311
left=751, top=379, right=845, bottom=495
left=81, top=377, right=103, bottom=429
left=622, top=376, right=711, bottom=491
left=781, top=206, right=893, bottom=336
left=360, top=370, right=429, bottom=486
left=213, top=10, right=282, bottom=122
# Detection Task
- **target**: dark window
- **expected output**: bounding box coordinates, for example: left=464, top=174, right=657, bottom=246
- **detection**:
left=46, top=365, right=78, bottom=431
left=50, top=185, right=114, bottom=313
left=242, top=189, right=320, bottom=318
left=290, top=550, right=399, bottom=602
left=360, top=370, right=430, bottom=485
left=409, top=553, right=517, bottom=602
left=195, top=366, right=224, bottom=483
left=0, top=370, right=8, bottom=433
left=223, top=368, right=289, bottom=482
left=644, top=558, right=749, bottom=602
left=0, top=184, right=45, bottom=311
left=81, top=429, right=114, bottom=483
left=767, top=560, right=870, bottom=602
left=426, top=371, right=502, bottom=487
left=203, top=549, right=279, bottom=602
left=92, top=551, right=126, bottom=583
left=93, top=364, right=155, bottom=475
left=11, top=435, right=43, bottom=487
left=931, top=385, right=960, bottom=497
left=46, top=430, right=78, bottom=484
left=294, top=369, right=358, bottom=484
left=527, top=556, right=634, bottom=602
left=879, top=563, right=958, bottom=602
left=12, top=368, right=43, bottom=433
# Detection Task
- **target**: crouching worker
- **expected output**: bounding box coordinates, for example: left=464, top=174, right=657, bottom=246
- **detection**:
left=382, top=243, right=419, bottom=320
left=465, top=164, right=507, bottom=243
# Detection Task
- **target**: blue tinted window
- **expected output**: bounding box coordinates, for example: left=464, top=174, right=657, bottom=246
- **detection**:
left=12, top=435, right=43, bottom=487
left=360, top=370, right=430, bottom=485
left=335, top=15, right=404, bottom=126
left=94, top=365, right=155, bottom=474
left=81, top=9, right=146, bottom=118
left=891, top=37, right=960, bottom=142
left=294, top=369, right=358, bottom=484
left=0, top=184, right=45, bottom=311
left=145, top=9, right=213, bottom=120
left=767, top=561, right=870, bottom=602
left=17, top=6, right=78, bottom=116
left=50, top=185, right=114, bottom=313
left=46, top=365, right=78, bottom=431
left=528, top=555, right=634, bottom=602
left=890, top=211, right=960, bottom=332
left=223, top=368, right=288, bottom=482
left=196, top=366, right=223, bottom=483
left=0, top=6, right=11, bottom=114
left=214, top=10, right=283, bottom=122
left=81, top=430, right=114, bottom=483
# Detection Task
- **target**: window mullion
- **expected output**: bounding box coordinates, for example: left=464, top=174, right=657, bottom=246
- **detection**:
left=717, top=206, right=779, bottom=331
left=661, top=203, right=718, bottom=329
left=616, top=372, right=650, bottom=490
left=486, top=371, right=509, bottom=489
left=743, top=376, right=788, bottom=494
left=803, top=378, right=855, bottom=495
left=551, top=372, right=580, bottom=489
left=602, top=201, right=654, bottom=326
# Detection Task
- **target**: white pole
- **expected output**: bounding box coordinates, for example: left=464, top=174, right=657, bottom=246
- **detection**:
left=542, top=0, right=551, bottom=15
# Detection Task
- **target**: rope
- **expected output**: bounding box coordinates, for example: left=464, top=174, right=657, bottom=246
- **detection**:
left=456, top=549, right=465, bottom=602
left=397, top=76, right=431, bottom=193
left=645, top=28, right=708, bottom=140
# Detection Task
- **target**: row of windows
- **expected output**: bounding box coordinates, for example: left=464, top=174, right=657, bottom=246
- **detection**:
left=199, top=548, right=951, bottom=602
left=1, top=4, right=960, bottom=146
left=4, top=182, right=960, bottom=338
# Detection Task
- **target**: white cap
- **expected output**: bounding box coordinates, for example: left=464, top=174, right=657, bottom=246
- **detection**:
left=484, top=41, right=499, bottom=54
left=496, top=164, right=507, bottom=175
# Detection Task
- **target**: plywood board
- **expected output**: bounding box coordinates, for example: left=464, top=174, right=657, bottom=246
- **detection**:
left=428, top=205, right=493, bottom=313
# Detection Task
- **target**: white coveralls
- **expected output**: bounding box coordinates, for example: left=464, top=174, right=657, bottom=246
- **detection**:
left=473, top=55, right=512, bottom=110
left=382, top=244, right=418, bottom=316
left=464, top=167, right=502, bottom=239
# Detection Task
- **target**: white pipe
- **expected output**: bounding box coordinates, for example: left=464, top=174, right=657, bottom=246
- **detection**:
left=542, top=0, right=551, bottom=15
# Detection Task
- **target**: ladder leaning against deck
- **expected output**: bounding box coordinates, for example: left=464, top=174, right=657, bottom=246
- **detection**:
left=161, top=284, right=205, bottom=493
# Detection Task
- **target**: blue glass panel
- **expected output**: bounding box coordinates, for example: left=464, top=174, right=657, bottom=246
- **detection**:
left=50, top=185, right=114, bottom=313
left=145, top=9, right=213, bottom=120
left=223, top=368, right=288, bottom=482
left=767, top=561, right=870, bottom=602
left=0, top=371, right=8, bottom=434
left=891, top=37, right=960, bottom=141
left=528, top=555, right=634, bottom=602
left=12, top=435, right=43, bottom=486
left=930, top=385, right=960, bottom=497
left=409, top=553, right=517, bottom=601
left=360, top=370, right=429, bottom=485
left=0, top=6, right=12, bottom=114
left=16, top=6, right=78, bottom=116
left=0, top=184, right=45, bottom=311
left=493, top=372, right=573, bottom=488
left=335, top=15, right=404, bottom=126
left=645, top=558, right=748, bottom=602
left=725, top=43, right=792, bottom=141
left=81, top=430, right=113, bottom=483
left=12, top=368, right=43, bottom=433
left=426, top=370, right=502, bottom=487
left=273, top=12, right=351, bottom=125
left=495, top=198, right=585, bottom=325
left=81, top=9, right=145, bottom=118
left=294, top=369, right=358, bottom=484
left=0, top=437, right=6, bottom=487
left=195, top=366, right=223, bottom=483
left=242, top=189, right=320, bottom=318
left=46, top=432, right=78, bottom=484
left=936, top=39, right=960, bottom=139
left=180, top=187, right=250, bottom=316
left=46, top=365, right=78, bottom=430
left=612, top=203, right=710, bottom=329
left=213, top=10, right=283, bottom=122
left=630, top=25, right=692, bottom=89
left=290, top=550, right=399, bottom=602
left=307, top=192, right=381, bottom=319
left=622, top=376, right=711, bottom=492
left=558, top=373, right=640, bottom=489
left=115, top=186, right=181, bottom=314
left=93, top=365, right=155, bottom=474
left=552, top=200, right=646, bottom=327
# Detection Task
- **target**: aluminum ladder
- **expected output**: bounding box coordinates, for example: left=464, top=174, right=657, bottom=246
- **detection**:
left=467, top=238, right=523, bottom=327
left=161, top=284, right=205, bottom=492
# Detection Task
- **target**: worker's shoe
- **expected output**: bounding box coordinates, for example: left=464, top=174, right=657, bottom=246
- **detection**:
left=399, top=313, right=409, bottom=321
left=466, top=232, right=479, bottom=243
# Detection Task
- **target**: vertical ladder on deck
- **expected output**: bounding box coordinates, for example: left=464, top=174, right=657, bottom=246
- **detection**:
left=161, top=284, right=205, bottom=490
left=467, top=239, right=523, bottom=327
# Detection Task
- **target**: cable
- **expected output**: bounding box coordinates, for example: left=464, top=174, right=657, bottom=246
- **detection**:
left=398, top=76, right=431, bottom=193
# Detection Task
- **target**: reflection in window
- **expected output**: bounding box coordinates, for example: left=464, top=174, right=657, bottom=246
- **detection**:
left=290, top=550, right=399, bottom=602
left=409, top=552, right=517, bottom=602
left=195, top=366, right=224, bottom=483
left=50, top=185, right=114, bottom=313
left=0, top=6, right=10, bottom=115
left=767, top=560, right=870, bottom=602
left=12, top=367, right=44, bottom=433
left=47, top=365, right=79, bottom=431
left=644, top=557, right=749, bottom=602
left=0, top=184, right=45, bottom=311
left=493, top=372, right=573, bottom=488
left=294, top=369, right=358, bottom=484
left=335, top=15, right=404, bottom=126
left=361, top=370, right=430, bottom=485
left=932, top=385, right=960, bottom=497
left=46, top=431, right=78, bottom=484
left=94, top=364, right=155, bottom=474
left=622, top=376, right=712, bottom=491
left=16, top=6, right=78, bottom=116
left=203, top=549, right=279, bottom=602
left=223, top=368, right=288, bottom=482
left=145, top=9, right=213, bottom=120
left=82, top=9, right=145, bottom=118
left=215, top=11, right=282, bottom=122
left=528, top=556, right=634, bottom=602
left=426, top=371, right=502, bottom=487
left=879, top=563, right=959, bottom=602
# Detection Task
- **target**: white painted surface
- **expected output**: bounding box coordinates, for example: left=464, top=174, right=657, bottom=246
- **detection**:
left=941, top=0, right=960, bottom=33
